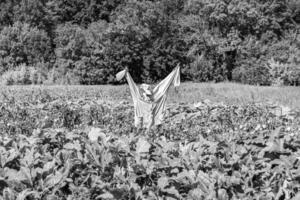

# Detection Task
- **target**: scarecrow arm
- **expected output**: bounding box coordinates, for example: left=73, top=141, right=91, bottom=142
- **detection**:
left=152, top=65, right=180, bottom=101
left=116, top=68, right=141, bottom=99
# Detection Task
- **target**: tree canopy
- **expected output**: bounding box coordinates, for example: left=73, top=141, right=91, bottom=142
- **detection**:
left=0, top=0, right=299, bottom=85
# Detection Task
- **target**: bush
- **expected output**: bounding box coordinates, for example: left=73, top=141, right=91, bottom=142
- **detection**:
left=267, top=58, right=300, bottom=86
left=232, top=59, right=271, bottom=85
left=44, top=67, right=80, bottom=85
left=285, top=64, right=300, bottom=86
left=0, top=64, right=46, bottom=85
left=185, top=54, right=228, bottom=82
left=73, top=57, right=109, bottom=84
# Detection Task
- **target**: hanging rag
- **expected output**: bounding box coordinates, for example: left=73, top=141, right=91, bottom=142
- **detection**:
left=116, top=65, right=180, bottom=128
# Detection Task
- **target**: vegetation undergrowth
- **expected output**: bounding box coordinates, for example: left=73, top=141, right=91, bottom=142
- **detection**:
left=0, top=92, right=300, bottom=199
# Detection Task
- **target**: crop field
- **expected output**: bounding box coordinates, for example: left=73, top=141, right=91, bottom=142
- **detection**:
left=1, top=84, right=300, bottom=200
left=2, top=82, right=300, bottom=108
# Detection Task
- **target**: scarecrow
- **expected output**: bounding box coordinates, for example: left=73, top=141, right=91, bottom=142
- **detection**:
left=116, top=65, right=180, bottom=132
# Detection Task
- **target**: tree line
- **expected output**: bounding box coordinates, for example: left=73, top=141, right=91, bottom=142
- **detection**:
left=0, top=0, right=299, bottom=85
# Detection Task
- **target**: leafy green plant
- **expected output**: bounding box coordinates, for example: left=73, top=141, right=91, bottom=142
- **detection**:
left=0, top=90, right=299, bottom=199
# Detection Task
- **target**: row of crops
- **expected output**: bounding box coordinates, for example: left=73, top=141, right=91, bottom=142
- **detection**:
left=0, top=91, right=300, bottom=199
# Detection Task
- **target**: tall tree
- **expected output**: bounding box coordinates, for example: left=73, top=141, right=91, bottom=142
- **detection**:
left=0, top=0, right=19, bottom=30
left=13, top=0, right=52, bottom=31
left=0, top=22, right=52, bottom=73
left=46, top=0, right=124, bottom=27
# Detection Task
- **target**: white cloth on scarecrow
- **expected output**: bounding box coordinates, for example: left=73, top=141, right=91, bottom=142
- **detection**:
left=116, top=65, right=180, bottom=128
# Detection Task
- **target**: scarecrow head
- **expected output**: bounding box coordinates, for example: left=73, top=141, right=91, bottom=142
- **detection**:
left=140, top=83, right=153, bottom=102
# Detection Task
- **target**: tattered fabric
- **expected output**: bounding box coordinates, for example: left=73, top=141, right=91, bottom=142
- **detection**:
left=116, top=66, right=180, bottom=128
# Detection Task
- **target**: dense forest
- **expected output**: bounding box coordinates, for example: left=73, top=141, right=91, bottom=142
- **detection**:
left=0, top=0, right=299, bottom=85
